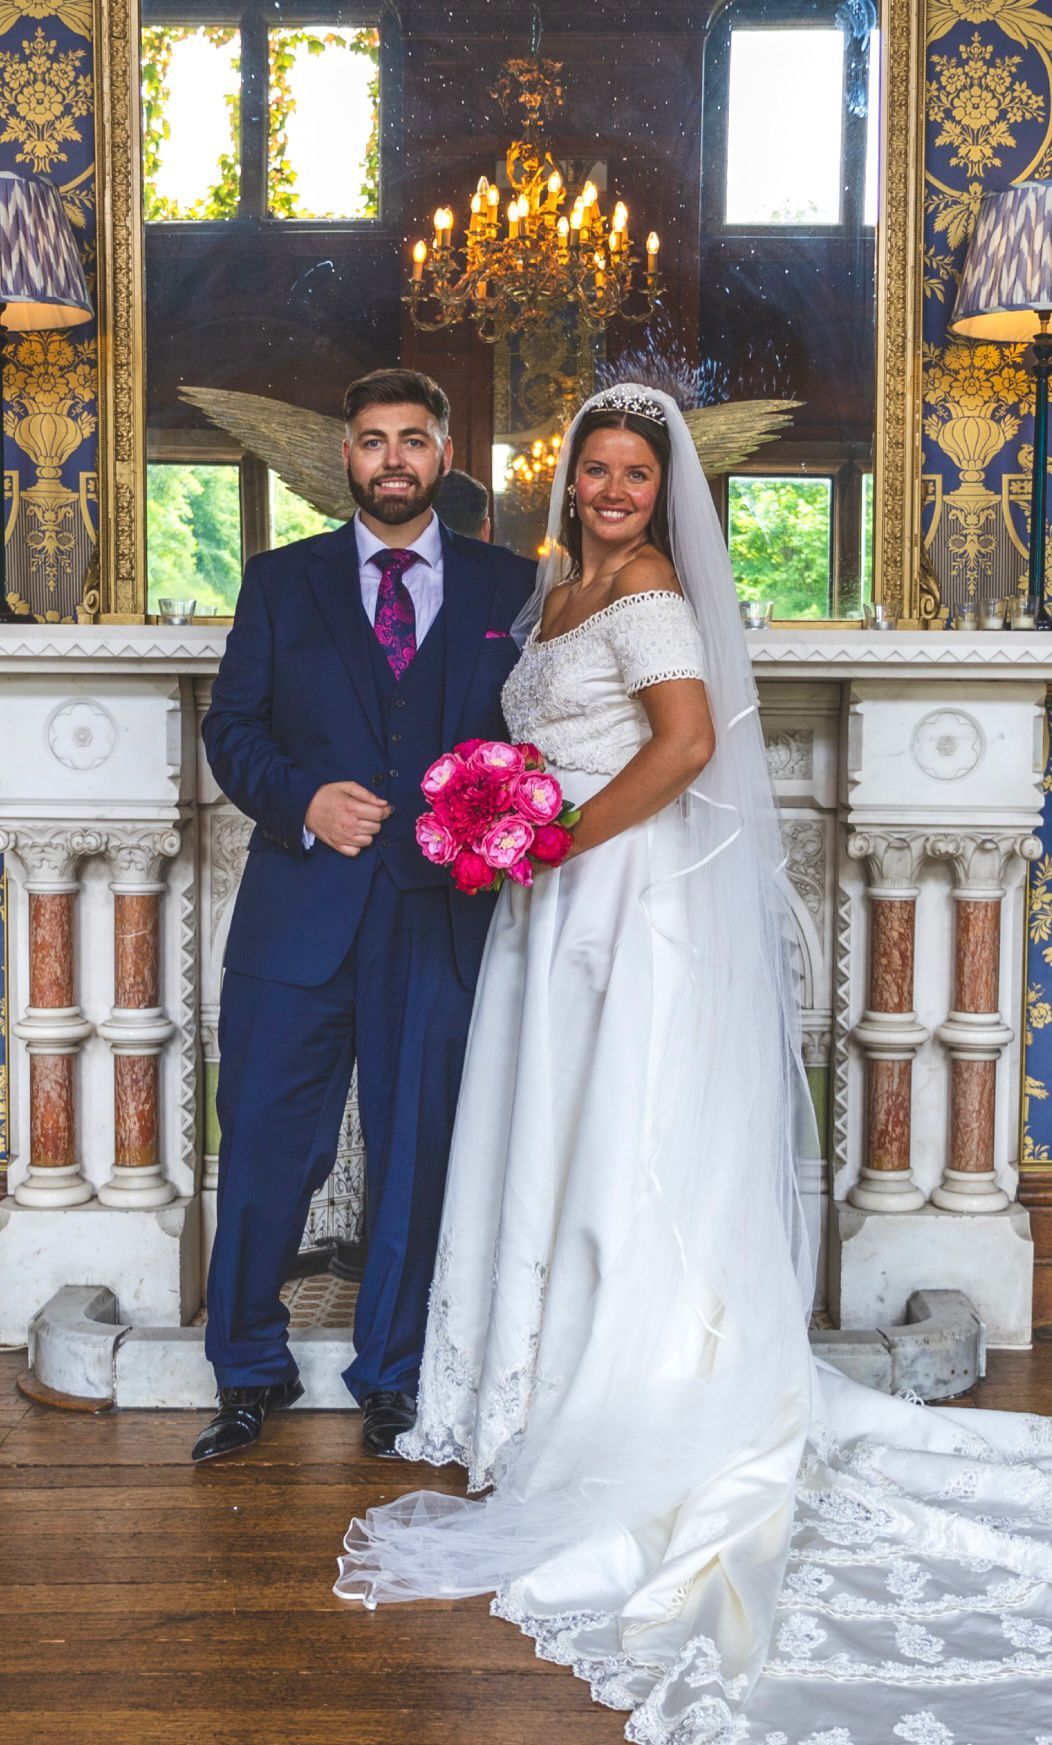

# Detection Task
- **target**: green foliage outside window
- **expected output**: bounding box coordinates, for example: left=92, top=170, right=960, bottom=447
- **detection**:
left=146, top=464, right=345, bottom=615
left=147, top=463, right=242, bottom=612
left=142, top=26, right=241, bottom=220
left=728, top=476, right=833, bottom=620
left=141, top=24, right=380, bottom=221
left=271, top=477, right=344, bottom=544
left=268, top=28, right=380, bottom=219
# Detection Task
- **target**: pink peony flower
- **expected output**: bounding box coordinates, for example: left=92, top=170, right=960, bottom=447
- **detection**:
left=511, top=770, right=563, bottom=824
left=506, top=856, right=534, bottom=887
left=433, top=768, right=508, bottom=844
left=453, top=737, right=485, bottom=759
left=421, top=752, right=464, bottom=798
left=517, top=742, right=546, bottom=770
left=451, top=848, right=495, bottom=895
left=470, top=740, right=525, bottom=776
left=478, top=815, right=535, bottom=870
left=530, top=823, right=576, bottom=866
left=415, top=814, right=457, bottom=866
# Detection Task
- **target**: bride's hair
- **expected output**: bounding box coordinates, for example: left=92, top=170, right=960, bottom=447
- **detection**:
left=559, top=409, right=672, bottom=576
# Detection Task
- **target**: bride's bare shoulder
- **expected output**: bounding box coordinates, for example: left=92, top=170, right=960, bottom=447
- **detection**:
left=609, top=549, right=682, bottom=600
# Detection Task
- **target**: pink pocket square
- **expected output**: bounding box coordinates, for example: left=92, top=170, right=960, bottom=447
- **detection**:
left=485, top=629, right=511, bottom=639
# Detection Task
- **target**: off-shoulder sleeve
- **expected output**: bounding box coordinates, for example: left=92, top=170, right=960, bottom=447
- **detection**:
left=604, top=590, right=706, bottom=695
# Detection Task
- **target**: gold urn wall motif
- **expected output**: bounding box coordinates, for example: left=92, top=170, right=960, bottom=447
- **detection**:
left=0, top=2, right=97, bottom=622
left=922, top=9, right=1052, bottom=608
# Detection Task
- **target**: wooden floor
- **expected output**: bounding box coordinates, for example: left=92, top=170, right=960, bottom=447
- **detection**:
left=3, top=1342, right=1052, bottom=1745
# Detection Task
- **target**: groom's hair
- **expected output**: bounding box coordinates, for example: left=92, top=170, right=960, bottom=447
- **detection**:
left=342, top=369, right=450, bottom=436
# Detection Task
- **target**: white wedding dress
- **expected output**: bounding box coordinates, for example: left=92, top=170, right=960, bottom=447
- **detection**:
left=336, top=390, right=1052, bottom=1745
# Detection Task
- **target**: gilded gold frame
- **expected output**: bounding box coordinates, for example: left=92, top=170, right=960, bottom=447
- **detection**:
left=92, top=0, right=929, bottom=623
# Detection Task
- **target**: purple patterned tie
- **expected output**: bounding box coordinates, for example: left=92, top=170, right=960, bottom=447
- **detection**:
left=372, top=548, right=420, bottom=680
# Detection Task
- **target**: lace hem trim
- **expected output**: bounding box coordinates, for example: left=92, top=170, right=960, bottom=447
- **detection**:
left=626, top=665, right=706, bottom=695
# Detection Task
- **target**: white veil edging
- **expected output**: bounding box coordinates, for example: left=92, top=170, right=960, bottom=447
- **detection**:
left=335, top=387, right=822, bottom=1740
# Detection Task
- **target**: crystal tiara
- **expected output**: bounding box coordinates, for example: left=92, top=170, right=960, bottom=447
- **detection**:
left=588, top=386, right=668, bottom=425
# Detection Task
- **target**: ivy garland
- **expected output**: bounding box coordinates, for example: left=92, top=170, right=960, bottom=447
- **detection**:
left=141, top=24, right=380, bottom=221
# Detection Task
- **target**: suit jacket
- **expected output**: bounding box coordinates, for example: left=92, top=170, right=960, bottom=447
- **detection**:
left=202, top=516, right=535, bottom=988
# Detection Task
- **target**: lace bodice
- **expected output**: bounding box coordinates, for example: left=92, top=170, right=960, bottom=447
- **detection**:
left=501, top=589, right=706, bottom=776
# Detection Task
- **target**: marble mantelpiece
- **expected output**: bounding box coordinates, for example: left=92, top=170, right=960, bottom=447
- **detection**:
left=0, top=623, right=1048, bottom=1385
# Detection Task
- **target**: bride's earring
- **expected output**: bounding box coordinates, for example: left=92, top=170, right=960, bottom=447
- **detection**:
left=567, top=483, right=577, bottom=520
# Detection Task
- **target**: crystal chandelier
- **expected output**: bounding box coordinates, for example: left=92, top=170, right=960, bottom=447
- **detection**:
left=405, top=35, right=661, bottom=345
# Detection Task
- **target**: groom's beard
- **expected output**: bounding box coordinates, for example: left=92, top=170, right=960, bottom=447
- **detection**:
left=347, top=464, right=446, bottom=526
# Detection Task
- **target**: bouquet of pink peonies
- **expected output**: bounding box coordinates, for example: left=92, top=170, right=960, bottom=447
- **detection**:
left=415, top=739, right=580, bottom=894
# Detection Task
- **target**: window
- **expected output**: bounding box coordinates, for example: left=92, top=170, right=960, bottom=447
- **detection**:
left=142, top=27, right=241, bottom=220
left=726, top=466, right=873, bottom=619
left=147, top=462, right=243, bottom=613
left=705, top=1, right=878, bottom=232
left=728, top=475, right=833, bottom=619
left=142, top=5, right=380, bottom=222
left=726, top=29, right=843, bottom=224
left=146, top=460, right=342, bottom=615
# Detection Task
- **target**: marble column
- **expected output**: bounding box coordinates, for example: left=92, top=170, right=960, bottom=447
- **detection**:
left=928, top=832, right=1041, bottom=1213
left=97, top=827, right=181, bottom=1208
left=845, top=832, right=929, bottom=1212
left=0, top=827, right=103, bottom=1207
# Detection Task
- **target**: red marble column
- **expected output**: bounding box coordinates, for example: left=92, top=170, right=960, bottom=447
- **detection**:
left=847, top=833, right=929, bottom=1213
left=853, top=899, right=925, bottom=1208
left=9, top=830, right=98, bottom=1208
left=27, top=893, right=77, bottom=1177
left=97, top=831, right=178, bottom=1208
left=932, top=894, right=1008, bottom=1212
left=112, top=892, right=161, bottom=1175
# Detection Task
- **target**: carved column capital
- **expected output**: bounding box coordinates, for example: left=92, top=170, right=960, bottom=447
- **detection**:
left=846, top=830, right=927, bottom=898
left=2, top=825, right=105, bottom=892
left=925, top=830, right=1042, bottom=899
left=104, top=824, right=183, bottom=892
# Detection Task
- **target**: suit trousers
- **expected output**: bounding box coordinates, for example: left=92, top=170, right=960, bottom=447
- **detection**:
left=204, top=864, right=476, bottom=1401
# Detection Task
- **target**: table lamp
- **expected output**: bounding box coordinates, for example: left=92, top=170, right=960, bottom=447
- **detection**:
left=950, top=178, right=1052, bottom=629
left=0, top=170, right=93, bottom=623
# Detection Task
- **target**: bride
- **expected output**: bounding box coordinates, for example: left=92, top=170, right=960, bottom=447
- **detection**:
left=336, top=386, right=1052, bottom=1745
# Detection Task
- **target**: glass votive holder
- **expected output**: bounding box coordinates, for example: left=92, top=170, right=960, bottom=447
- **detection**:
left=952, top=604, right=979, bottom=631
left=196, top=604, right=218, bottom=617
left=739, top=599, right=773, bottom=629
left=157, top=597, right=196, bottom=625
left=1007, top=594, right=1039, bottom=629
left=980, top=596, right=1005, bottom=630
left=863, top=602, right=897, bottom=630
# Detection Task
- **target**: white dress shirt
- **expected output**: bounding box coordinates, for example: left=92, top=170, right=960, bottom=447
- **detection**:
left=303, top=511, right=445, bottom=848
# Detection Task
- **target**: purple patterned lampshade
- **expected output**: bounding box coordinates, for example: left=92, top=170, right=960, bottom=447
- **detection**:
left=951, top=180, right=1052, bottom=342
left=0, top=170, right=91, bottom=331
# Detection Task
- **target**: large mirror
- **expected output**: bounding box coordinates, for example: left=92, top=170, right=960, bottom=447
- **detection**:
left=94, top=0, right=925, bottom=621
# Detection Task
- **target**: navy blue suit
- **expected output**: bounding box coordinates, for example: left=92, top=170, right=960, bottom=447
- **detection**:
left=201, top=516, right=534, bottom=1399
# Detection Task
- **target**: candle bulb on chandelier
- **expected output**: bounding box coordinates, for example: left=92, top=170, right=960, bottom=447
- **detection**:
left=507, top=201, right=519, bottom=240
left=412, top=240, right=427, bottom=282
left=557, top=214, right=570, bottom=258
left=647, top=231, right=660, bottom=285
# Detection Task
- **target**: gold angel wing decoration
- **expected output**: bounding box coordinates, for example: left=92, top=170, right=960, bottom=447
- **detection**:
left=682, top=399, right=801, bottom=477
left=178, top=386, right=352, bottom=521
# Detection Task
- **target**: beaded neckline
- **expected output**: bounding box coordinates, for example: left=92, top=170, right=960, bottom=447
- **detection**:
left=530, top=589, right=688, bottom=649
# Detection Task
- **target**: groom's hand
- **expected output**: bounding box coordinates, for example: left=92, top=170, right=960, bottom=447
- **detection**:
left=304, top=782, right=392, bottom=857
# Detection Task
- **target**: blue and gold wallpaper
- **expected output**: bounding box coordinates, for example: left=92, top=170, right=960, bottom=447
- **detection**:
left=0, top=1, right=98, bottom=1192
left=0, top=0, right=98, bottom=625
left=923, top=4, right=1052, bottom=608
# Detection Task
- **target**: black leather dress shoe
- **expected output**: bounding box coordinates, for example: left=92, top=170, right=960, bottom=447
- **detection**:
left=191, top=1377, right=304, bottom=1463
left=361, top=1389, right=417, bottom=1458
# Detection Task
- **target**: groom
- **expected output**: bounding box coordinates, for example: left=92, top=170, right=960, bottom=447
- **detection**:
left=194, top=368, right=534, bottom=1462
